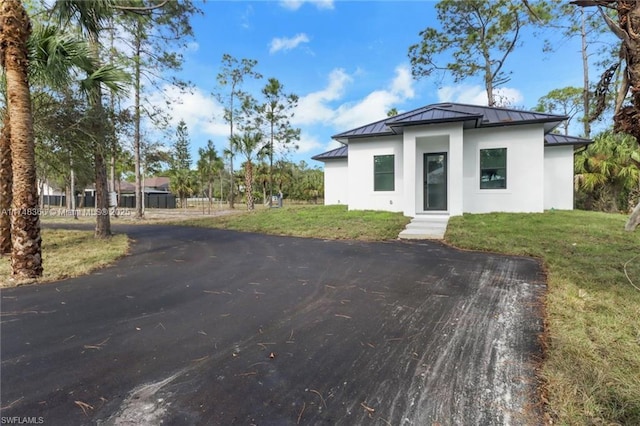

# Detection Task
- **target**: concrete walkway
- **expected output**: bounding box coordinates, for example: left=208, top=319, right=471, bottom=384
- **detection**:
left=399, top=214, right=450, bottom=240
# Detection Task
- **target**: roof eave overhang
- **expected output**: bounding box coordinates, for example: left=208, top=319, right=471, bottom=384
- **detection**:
left=312, top=156, right=347, bottom=162
left=545, top=140, right=593, bottom=148
left=479, top=119, right=566, bottom=133
left=332, top=131, right=396, bottom=141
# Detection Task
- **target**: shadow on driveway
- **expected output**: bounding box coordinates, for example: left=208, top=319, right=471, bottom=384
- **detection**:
left=1, top=225, right=546, bottom=425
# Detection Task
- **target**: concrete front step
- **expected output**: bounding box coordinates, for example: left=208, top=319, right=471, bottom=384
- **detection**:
left=398, top=215, right=450, bottom=240
left=407, top=221, right=448, bottom=229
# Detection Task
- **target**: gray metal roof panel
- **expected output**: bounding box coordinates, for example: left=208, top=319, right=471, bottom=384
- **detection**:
left=388, top=107, right=482, bottom=126
left=333, top=118, right=395, bottom=139
left=433, top=103, right=568, bottom=125
left=312, top=145, right=348, bottom=161
left=544, top=133, right=593, bottom=146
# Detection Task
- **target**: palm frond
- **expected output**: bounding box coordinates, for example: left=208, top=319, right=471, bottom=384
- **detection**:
left=28, top=24, right=94, bottom=89
left=80, top=64, right=129, bottom=95
left=51, top=0, right=116, bottom=37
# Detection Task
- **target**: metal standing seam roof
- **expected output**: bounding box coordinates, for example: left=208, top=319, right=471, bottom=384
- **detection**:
left=311, top=144, right=348, bottom=161
left=387, top=107, right=482, bottom=126
left=544, top=133, right=593, bottom=146
left=332, top=102, right=569, bottom=140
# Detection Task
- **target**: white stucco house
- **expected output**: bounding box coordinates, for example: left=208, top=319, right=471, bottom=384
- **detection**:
left=313, top=103, right=592, bottom=218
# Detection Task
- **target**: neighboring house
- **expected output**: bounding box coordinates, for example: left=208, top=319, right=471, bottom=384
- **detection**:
left=115, top=177, right=176, bottom=208
left=312, top=103, right=592, bottom=218
left=111, top=177, right=171, bottom=194
left=38, top=180, right=64, bottom=197
left=144, top=176, right=171, bottom=192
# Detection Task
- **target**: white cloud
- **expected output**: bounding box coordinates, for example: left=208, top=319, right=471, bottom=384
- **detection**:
left=296, top=131, right=326, bottom=154
left=146, top=85, right=228, bottom=140
left=391, top=65, right=414, bottom=99
left=293, top=64, right=415, bottom=132
left=186, top=41, right=199, bottom=52
left=295, top=68, right=352, bottom=125
left=437, top=84, right=524, bottom=107
left=241, top=5, right=254, bottom=29
left=279, top=0, right=334, bottom=11
left=332, top=64, right=416, bottom=130
left=269, top=33, right=310, bottom=54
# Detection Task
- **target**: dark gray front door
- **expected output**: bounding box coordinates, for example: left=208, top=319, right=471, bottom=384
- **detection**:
left=424, top=153, right=447, bottom=211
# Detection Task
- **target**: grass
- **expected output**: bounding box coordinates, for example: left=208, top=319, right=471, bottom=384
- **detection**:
left=0, top=229, right=129, bottom=286
left=172, top=204, right=411, bottom=241
left=445, top=210, right=640, bottom=424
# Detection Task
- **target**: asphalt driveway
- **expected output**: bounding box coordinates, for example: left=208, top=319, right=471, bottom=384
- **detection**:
left=1, top=225, right=546, bottom=425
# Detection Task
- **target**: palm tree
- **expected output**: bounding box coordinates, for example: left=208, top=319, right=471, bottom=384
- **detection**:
left=1, top=23, right=96, bottom=256
left=232, top=131, right=264, bottom=211
left=170, top=168, right=195, bottom=210
left=52, top=0, right=115, bottom=238
left=197, top=140, right=222, bottom=214
left=0, top=113, right=12, bottom=255
left=575, top=131, right=640, bottom=212
left=0, top=0, right=43, bottom=278
left=254, top=161, right=270, bottom=205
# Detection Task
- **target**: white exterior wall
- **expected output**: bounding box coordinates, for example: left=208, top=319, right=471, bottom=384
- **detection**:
left=544, top=145, right=575, bottom=210
left=402, top=123, right=464, bottom=217
left=462, top=124, right=545, bottom=213
left=322, top=159, right=348, bottom=205
left=347, top=135, right=404, bottom=212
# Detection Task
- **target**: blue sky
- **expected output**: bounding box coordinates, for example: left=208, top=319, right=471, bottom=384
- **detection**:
left=152, top=1, right=613, bottom=168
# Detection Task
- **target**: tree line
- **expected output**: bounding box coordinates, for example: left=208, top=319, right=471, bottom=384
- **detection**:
left=149, top=118, right=322, bottom=211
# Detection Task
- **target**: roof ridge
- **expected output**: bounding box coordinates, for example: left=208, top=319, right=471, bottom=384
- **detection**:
left=434, top=102, right=568, bottom=119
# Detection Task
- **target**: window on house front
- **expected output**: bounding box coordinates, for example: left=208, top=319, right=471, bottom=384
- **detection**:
left=480, top=148, right=507, bottom=189
left=374, top=155, right=394, bottom=191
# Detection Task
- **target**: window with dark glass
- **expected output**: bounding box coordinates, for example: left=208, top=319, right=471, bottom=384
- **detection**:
left=480, top=148, right=507, bottom=189
left=374, top=155, right=394, bottom=191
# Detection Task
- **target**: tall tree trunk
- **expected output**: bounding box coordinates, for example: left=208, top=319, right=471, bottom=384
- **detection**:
left=133, top=19, right=143, bottom=219
left=245, top=161, right=254, bottom=211
left=94, top=139, right=111, bottom=237
left=1, top=0, right=43, bottom=277
left=482, top=46, right=495, bottom=106
left=269, top=122, right=274, bottom=206
left=108, top=18, right=118, bottom=217
left=87, top=33, right=111, bottom=238
left=229, top=111, right=235, bottom=209
left=0, top=116, right=12, bottom=254
left=581, top=9, right=591, bottom=138
left=219, top=170, right=223, bottom=208
left=228, top=82, right=237, bottom=210
left=208, top=178, right=212, bottom=214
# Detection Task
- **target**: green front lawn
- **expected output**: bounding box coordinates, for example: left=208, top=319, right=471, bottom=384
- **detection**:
left=173, top=204, right=411, bottom=241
